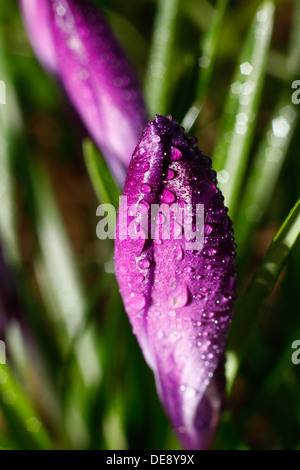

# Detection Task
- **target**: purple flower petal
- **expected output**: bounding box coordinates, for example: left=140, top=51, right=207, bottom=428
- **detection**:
left=20, top=0, right=148, bottom=185
left=20, top=0, right=58, bottom=72
left=114, top=115, right=237, bottom=450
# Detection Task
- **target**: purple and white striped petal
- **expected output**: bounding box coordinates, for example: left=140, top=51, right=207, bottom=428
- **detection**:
left=114, top=115, right=237, bottom=450
left=20, top=0, right=148, bottom=185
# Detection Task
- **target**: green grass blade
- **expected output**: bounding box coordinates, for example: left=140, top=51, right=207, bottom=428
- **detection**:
left=30, top=161, right=102, bottom=388
left=145, top=0, right=181, bottom=116
left=0, top=363, right=54, bottom=449
left=0, top=39, right=22, bottom=267
left=228, top=197, right=300, bottom=360
left=212, top=1, right=274, bottom=217
left=29, top=161, right=105, bottom=448
left=83, top=139, right=121, bottom=239
left=235, top=94, right=299, bottom=254
left=182, top=0, right=228, bottom=132
left=287, top=0, right=300, bottom=77
left=83, top=139, right=121, bottom=208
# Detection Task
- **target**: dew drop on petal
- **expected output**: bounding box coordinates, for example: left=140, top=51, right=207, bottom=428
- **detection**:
left=160, top=189, right=176, bottom=203
left=128, top=293, right=146, bottom=311
left=141, top=183, right=152, bottom=194
left=206, top=247, right=217, bottom=257
left=136, top=273, right=145, bottom=282
left=204, top=224, right=213, bottom=236
left=169, top=284, right=189, bottom=309
left=174, top=221, right=183, bottom=238
left=167, top=169, right=175, bottom=180
left=158, top=213, right=166, bottom=225
left=170, top=146, right=183, bottom=161
left=138, top=259, right=150, bottom=269
left=140, top=201, right=150, bottom=212
left=174, top=245, right=183, bottom=261
left=56, top=5, right=66, bottom=16
left=128, top=179, right=137, bottom=189
left=142, top=162, right=150, bottom=172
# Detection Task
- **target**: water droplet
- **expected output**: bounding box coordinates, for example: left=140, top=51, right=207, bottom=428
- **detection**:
left=170, top=146, right=182, bottom=161
left=167, top=169, right=175, bottom=180
left=129, top=293, right=146, bottom=311
left=78, top=69, right=89, bottom=80
left=204, top=224, right=213, bottom=236
left=138, top=259, right=150, bottom=269
left=169, top=330, right=181, bottom=342
left=141, top=183, right=151, bottom=194
left=207, top=247, right=217, bottom=257
left=158, top=213, right=165, bottom=224
left=136, top=274, right=145, bottom=282
left=140, top=201, right=150, bottom=212
left=169, top=284, right=189, bottom=309
left=128, top=179, right=137, bottom=189
left=174, top=221, right=183, bottom=238
left=56, top=5, right=66, bottom=16
left=174, top=245, right=183, bottom=261
left=142, top=162, right=150, bottom=172
left=189, top=136, right=198, bottom=146
left=160, top=189, right=176, bottom=203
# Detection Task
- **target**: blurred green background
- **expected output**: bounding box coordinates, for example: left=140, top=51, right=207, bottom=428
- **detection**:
left=0, top=0, right=299, bottom=450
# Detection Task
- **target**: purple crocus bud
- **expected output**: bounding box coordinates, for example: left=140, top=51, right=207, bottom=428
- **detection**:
left=20, top=0, right=148, bottom=185
left=114, top=115, right=236, bottom=450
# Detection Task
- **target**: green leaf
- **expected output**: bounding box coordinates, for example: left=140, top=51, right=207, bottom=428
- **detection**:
left=235, top=95, right=299, bottom=254
left=212, top=1, right=274, bottom=218
left=30, top=161, right=102, bottom=389
left=287, top=0, right=300, bottom=77
left=182, top=0, right=228, bottom=132
left=145, top=0, right=181, bottom=116
left=0, top=38, right=22, bottom=267
left=228, top=197, right=300, bottom=366
left=83, top=138, right=121, bottom=208
left=0, top=363, right=54, bottom=449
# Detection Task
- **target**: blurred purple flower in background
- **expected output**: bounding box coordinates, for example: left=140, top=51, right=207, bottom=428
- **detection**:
left=115, top=115, right=237, bottom=449
left=20, top=0, right=57, bottom=73
left=20, top=0, right=148, bottom=185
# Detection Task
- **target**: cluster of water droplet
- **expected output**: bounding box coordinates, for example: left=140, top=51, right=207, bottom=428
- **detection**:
left=115, top=115, right=237, bottom=444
